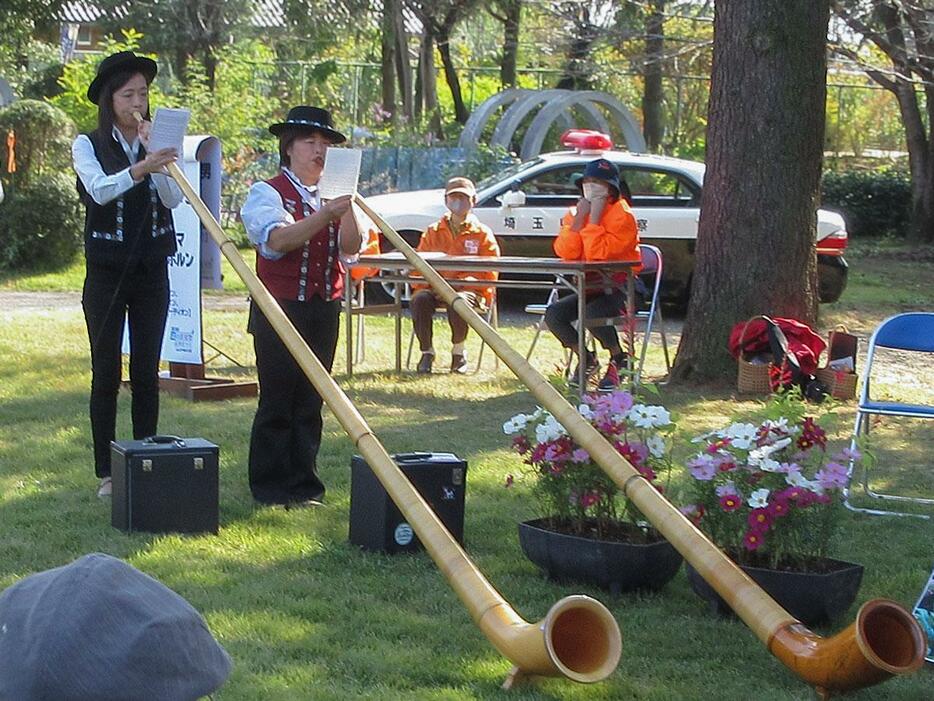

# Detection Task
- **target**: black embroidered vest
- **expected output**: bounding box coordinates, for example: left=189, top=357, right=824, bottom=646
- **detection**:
left=76, top=130, right=177, bottom=267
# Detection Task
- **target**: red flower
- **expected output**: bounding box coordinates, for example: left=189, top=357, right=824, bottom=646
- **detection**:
left=797, top=416, right=827, bottom=450
left=719, top=494, right=741, bottom=512
left=767, top=499, right=789, bottom=518
left=579, top=491, right=600, bottom=508
left=747, top=508, right=772, bottom=532
left=744, top=530, right=765, bottom=551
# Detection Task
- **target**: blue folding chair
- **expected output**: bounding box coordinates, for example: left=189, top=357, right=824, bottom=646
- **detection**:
left=843, top=312, right=934, bottom=518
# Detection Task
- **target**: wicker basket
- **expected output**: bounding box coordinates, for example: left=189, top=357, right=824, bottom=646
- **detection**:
left=815, top=367, right=858, bottom=400
left=736, top=315, right=774, bottom=394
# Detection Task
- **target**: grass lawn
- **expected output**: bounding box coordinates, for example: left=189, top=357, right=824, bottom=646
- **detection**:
left=1, top=240, right=932, bottom=699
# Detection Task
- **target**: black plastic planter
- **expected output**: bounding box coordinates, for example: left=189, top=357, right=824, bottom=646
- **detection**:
left=518, top=518, right=683, bottom=594
left=685, top=557, right=864, bottom=626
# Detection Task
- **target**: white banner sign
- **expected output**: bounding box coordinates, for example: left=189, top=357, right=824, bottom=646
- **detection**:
left=123, top=135, right=223, bottom=364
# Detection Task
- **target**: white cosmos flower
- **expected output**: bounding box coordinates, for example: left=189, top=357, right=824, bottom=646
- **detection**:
left=535, top=415, right=566, bottom=443
left=502, top=419, right=517, bottom=435
left=578, top=404, right=594, bottom=420
left=785, top=470, right=809, bottom=488
left=646, top=435, right=667, bottom=458
left=758, top=458, right=782, bottom=473
left=722, top=423, right=758, bottom=449
left=748, top=488, right=770, bottom=508
left=629, top=404, right=671, bottom=429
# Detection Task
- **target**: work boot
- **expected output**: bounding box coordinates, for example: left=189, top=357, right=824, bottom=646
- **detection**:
left=417, top=351, right=434, bottom=374
left=450, top=354, right=468, bottom=374
left=568, top=351, right=599, bottom=388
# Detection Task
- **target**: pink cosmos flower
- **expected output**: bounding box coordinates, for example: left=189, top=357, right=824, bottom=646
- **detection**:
left=719, top=494, right=741, bottom=512
left=743, top=530, right=764, bottom=550
left=570, top=448, right=590, bottom=463
left=747, top=508, right=772, bottom=532
left=688, top=454, right=717, bottom=481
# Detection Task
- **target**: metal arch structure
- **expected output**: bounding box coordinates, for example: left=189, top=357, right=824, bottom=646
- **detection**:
left=457, top=89, right=646, bottom=158
left=520, top=90, right=645, bottom=159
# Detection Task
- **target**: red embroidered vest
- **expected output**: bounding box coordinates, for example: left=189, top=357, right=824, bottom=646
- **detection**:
left=256, top=173, right=344, bottom=302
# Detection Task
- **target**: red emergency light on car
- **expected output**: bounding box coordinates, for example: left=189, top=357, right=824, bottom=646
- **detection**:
left=560, top=129, right=613, bottom=153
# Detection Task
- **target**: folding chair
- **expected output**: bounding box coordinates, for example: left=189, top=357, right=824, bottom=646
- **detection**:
left=581, top=243, right=672, bottom=386
left=843, top=312, right=934, bottom=519
left=406, top=291, right=498, bottom=373
left=524, top=283, right=560, bottom=361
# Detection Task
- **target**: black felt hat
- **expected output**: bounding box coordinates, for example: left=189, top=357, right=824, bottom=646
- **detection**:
left=574, top=158, right=622, bottom=197
left=269, top=105, right=347, bottom=143
left=87, top=51, right=158, bottom=105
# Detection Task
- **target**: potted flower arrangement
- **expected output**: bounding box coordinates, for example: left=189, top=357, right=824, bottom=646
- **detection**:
left=503, top=389, right=681, bottom=594
left=681, top=392, right=865, bottom=625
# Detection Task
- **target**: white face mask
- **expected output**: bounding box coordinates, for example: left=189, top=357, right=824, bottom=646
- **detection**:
left=447, top=197, right=470, bottom=215
left=582, top=182, right=609, bottom=201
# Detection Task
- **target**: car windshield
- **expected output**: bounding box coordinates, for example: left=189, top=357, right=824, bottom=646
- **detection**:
left=475, top=158, right=544, bottom=192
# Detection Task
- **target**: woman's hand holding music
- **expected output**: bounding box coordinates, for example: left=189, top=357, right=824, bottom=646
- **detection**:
left=130, top=147, right=178, bottom=181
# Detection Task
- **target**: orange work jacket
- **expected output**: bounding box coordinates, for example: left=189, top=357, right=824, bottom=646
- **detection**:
left=554, top=198, right=642, bottom=289
left=413, top=213, right=501, bottom=306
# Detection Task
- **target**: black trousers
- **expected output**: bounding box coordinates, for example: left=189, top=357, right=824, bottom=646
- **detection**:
left=544, top=288, right=628, bottom=353
left=248, top=296, right=339, bottom=505
left=82, top=259, right=170, bottom=478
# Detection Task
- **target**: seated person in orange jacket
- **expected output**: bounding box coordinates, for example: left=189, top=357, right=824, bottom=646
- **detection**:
left=545, top=158, right=642, bottom=391
left=411, top=176, right=500, bottom=374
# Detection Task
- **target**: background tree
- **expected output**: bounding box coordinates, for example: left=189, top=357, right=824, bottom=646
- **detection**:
left=487, top=0, right=524, bottom=88
left=671, top=0, right=829, bottom=382
left=642, top=0, right=666, bottom=151
left=409, top=0, right=481, bottom=126
left=97, top=0, right=251, bottom=89
left=831, top=0, right=934, bottom=243
left=0, top=1, right=62, bottom=58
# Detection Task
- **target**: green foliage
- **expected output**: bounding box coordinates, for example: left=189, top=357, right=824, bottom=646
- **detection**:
left=172, top=40, right=281, bottom=164
left=0, top=99, right=76, bottom=190
left=441, top=143, right=518, bottom=183
left=821, top=169, right=912, bottom=238
left=0, top=40, right=62, bottom=99
left=50, top=29, right=159, bottom=135
left=0, top=173, right=83, bottom=271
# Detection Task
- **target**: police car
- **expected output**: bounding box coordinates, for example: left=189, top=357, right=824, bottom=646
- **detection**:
left=365, top=130, right=849, bottom=305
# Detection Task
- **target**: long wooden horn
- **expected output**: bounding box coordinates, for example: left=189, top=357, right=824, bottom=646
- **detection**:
left=353, top=194, right=926, bottom=696
left=155, top=150, right=622, bottom=685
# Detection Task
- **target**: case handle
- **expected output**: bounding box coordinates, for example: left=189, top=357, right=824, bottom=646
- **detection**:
left=143, top=435, right=187, bottom=448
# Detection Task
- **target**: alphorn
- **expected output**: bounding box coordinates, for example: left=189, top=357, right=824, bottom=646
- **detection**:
left=351, top=195, right=926, bottom=697
left=143, top=119, right=622, bottom=686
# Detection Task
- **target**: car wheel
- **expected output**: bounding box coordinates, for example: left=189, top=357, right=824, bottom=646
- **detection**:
left=363, top=229, right=423, bottom=305
left=817, top=256, right=848, bottom=304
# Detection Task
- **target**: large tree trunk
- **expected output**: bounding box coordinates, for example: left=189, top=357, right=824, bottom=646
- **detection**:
left=415, top=29, right=443, bottom=138
left=394, top=10, right=414, bottom=122
left=436, top=27, right=470, bottom=124
left=642, top=0, right=665, bottom=151
left=913, top=83, right=934, bottom=243
left=670, top=0, right=829, bottom=383
left=500, top=1, right=520, bottom=87
left=381, top=0, right=398, bottom=121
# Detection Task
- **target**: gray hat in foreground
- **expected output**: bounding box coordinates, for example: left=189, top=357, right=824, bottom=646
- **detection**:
left=0, top=553, right=232, bottom=701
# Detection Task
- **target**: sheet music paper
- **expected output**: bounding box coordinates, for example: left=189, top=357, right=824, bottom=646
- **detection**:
left=148, top=107, right=190, bottom=155
left=318, top=148, right=362, bottom=199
